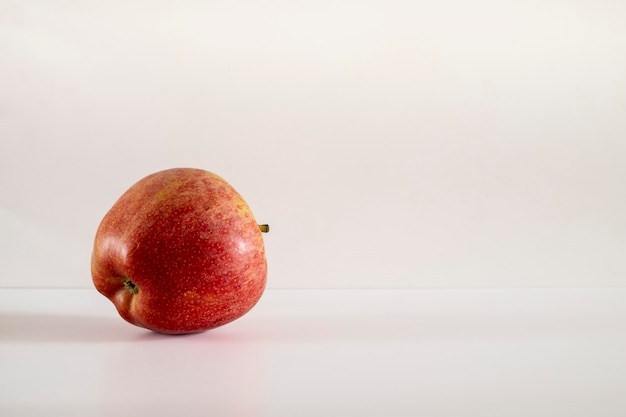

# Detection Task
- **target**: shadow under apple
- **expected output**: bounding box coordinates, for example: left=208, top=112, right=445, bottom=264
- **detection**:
left=0, top=313, right=150, bottom=344
left=0, top=312, right=246, bottom=344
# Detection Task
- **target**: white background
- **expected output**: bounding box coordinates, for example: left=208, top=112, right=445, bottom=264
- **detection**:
left=1, top=0, right=626, bottom=289
left=2, top=5, right=626, bottom=414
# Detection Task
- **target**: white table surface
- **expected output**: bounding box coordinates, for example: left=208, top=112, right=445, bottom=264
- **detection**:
left=1, top=288, right=626, bottom=417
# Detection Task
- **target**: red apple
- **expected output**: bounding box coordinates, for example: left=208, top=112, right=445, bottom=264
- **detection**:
left=91, top=168, right=268, bottom=334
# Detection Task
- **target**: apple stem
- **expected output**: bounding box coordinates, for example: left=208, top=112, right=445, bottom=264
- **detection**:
left=124, top=279, right=139, bottom=294
left=259, top=224, right=270, bottom=233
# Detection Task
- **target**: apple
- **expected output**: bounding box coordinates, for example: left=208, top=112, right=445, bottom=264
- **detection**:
left=91, top=168, right=268, bottom=334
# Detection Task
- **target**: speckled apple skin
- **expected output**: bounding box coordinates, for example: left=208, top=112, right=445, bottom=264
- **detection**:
left=91, top=168, right=267, bottom=334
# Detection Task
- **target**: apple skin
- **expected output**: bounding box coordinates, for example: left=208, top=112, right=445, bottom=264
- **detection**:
left=91, top=168, right=267, bottom=334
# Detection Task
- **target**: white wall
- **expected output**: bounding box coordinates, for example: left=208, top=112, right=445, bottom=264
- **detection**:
left=2, top=0, right=625, bottom=288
